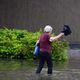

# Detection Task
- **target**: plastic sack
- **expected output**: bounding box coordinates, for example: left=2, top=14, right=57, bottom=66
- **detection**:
left=33, top=44, right=40, bottom=57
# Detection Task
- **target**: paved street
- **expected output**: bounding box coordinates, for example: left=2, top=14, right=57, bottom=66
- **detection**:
left=0, top=49, right=80, bottom=80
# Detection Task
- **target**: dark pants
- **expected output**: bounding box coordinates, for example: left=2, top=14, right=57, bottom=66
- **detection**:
left=36, top=51, right=53, bottom=74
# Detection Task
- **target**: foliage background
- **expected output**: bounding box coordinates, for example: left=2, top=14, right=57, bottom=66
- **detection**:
left=0, top=28, right=69, bottom=62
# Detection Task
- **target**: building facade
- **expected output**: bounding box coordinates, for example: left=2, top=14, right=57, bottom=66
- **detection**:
left=0, top=0, right=80, bottom=44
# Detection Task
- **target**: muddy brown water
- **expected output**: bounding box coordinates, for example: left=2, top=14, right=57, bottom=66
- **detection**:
left=0, top=49, right=80, bottom=80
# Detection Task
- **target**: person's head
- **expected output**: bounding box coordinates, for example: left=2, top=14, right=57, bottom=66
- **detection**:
left=44, top=25, right=53, bottom=34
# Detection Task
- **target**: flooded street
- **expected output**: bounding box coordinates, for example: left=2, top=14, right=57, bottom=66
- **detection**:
left=0, top=49, right=80, bottom=80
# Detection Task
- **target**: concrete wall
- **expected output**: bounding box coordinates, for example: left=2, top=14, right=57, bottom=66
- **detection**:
left=0, top=0, right=80, bottom=44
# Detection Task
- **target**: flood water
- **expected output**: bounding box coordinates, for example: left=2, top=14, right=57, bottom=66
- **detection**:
left=0, top=49, right=80, bottom=80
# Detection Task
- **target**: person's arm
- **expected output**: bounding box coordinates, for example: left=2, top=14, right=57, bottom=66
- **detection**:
left=36, top=40, right=39, bottom=45
left=49, top=33, right=64, bottom=42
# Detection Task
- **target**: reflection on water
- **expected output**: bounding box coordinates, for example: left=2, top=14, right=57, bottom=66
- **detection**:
left=0, top=59, right=69, bottom=71
left=0, top=59, right=35, bottom=71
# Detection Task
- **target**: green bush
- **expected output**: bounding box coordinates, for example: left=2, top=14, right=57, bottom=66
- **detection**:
left=51, top=40, right=69, bottom=62
left=0, top=28, right=69, bottom=62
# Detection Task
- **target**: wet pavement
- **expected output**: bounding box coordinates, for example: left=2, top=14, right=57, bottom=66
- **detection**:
left=0, top=68, right=80, bottom=80
left=0, top=49, right=80, bottom=80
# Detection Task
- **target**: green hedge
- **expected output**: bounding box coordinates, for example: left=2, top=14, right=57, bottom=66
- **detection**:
left=0, top=28, right=69, bottom=62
